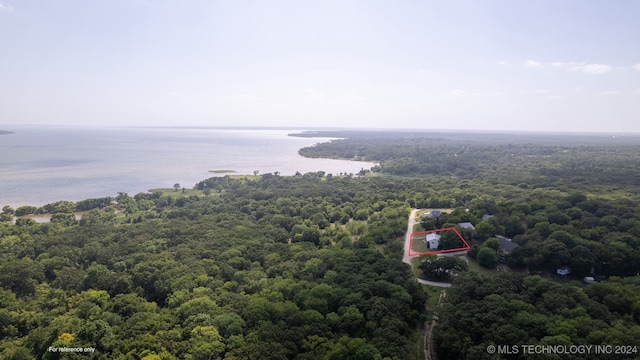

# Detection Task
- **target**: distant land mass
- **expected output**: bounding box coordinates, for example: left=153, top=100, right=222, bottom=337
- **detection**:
left=0, top=130, right=14, bottom=135
left=288, top=129, right=640, bottom=145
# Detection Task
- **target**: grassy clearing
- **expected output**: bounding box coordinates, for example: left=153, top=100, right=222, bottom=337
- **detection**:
left=227, top=175, right=260, bottom=181
left=462, top=255, right=498, bottom=276
left=148, top=188, right=210, bottom=197
left=424, top=285, right=444, bottom=313
left=411, top=235, right=429, bottom=254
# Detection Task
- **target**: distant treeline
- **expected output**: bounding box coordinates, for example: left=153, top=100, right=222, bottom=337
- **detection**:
left=290, top=129, right=640, bottom=145
left=298, top=134, right=640, bottom=187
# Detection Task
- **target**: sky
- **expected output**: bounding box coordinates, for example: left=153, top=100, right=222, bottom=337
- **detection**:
left=1, top=0, right=639, bottom=132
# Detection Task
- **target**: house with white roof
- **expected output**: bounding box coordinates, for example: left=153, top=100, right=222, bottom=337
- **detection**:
left=425, top=233, right=440, bottom=250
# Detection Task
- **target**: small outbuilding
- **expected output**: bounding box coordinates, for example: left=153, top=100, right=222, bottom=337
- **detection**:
left=425, top=233, right=441, bottom=249
left=424, top=210, right=442, bottom=219
left=457, top=222, right=475, bottom=231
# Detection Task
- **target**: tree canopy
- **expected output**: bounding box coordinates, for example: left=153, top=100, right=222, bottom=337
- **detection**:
left=2, top=130, right=640, bottom=359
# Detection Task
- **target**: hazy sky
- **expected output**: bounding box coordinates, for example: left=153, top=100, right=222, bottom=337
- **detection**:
left=1, top=1, right=639, bottom=132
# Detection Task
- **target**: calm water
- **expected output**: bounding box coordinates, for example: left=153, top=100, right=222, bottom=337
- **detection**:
left=0, top=126, right=374, bottom=207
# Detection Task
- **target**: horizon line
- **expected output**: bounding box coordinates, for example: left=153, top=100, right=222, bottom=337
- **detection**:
left=2, top=124, right=640, bottom=136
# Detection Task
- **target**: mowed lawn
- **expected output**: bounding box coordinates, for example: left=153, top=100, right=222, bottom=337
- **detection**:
left=459, top=255, right=499, bottom=276
left=411, top=234, right=429, bottom=253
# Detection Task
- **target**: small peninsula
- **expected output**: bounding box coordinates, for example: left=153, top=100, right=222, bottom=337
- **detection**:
left=209, top=169, right=236, bottom=173
left=0, top=130, right=14, bottom=135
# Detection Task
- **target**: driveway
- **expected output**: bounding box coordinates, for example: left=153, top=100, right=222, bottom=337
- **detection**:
left=403, top=209, right=452, bottom=288
left=402, top=209, right=420, bottom=265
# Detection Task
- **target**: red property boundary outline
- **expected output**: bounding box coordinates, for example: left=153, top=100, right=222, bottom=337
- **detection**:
left=408, top=227, right=471, bottom=257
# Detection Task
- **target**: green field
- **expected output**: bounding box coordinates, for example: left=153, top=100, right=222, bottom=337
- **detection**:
left=411, top=235, right=429, bottom=253
left=424, top=285, right=444, bottom=313
left=460, top=255, right=498, bottom=276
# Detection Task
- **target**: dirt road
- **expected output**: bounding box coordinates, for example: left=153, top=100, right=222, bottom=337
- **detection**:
left=403, top=209, right=453, bottom=288
left=424, top=289, right=447, bottom=360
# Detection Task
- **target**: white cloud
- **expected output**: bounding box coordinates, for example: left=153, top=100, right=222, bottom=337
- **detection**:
left=633, top=64, right=640, bottom=71
left=525, top=60, right=543, bottom=68
left=450, top=89, right=465, bottom=96
left=533, top=89, right=549, bottom=94
left=572, top=63, right=612, bottom=74
left=0, top=2, right=13, bottom=11
left=599, top=90, right=620, bottom=96
left=551, top=61, right=583, bottom=68
left=417, top=69, right=426, bottom=78
left=551, top=62, right=580, bottom=68
left=531, top=61, right=612, bottom=74
left=497, top=61, right=507, bottom=66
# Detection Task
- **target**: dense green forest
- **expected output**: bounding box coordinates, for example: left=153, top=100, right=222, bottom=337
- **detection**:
left=1, top=176, right=426, bottom=359
left=296, top=131, right=640, bottom=187
left=434, top=272, right=640, bottom=360
left=2, top=130, right=640, bottom=359
left=296, top=130, right=640, bottom=359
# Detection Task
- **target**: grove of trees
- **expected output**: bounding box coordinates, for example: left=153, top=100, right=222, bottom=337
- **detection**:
left=1, top=175, right=427, bottom=359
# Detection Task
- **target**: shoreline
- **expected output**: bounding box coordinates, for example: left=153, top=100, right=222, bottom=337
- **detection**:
left=1, top=168, right=375, bottom=209
left=0, top=127, right=376, bottom=209
left=3, top=169, right=376, bottom=219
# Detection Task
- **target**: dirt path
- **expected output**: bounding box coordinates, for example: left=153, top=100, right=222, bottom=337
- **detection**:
left=403, top=209, right=453, bottom=288
left=403, top=209, right=450, bottom=359
left=424, top=289, right=446, bottom=360
left=402, top=208, right=420, bottom=265
left=403, top=210, right=475, bottom=359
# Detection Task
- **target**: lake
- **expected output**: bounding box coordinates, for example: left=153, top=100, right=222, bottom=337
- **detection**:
left=0, top=126, right=374, bottom=208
